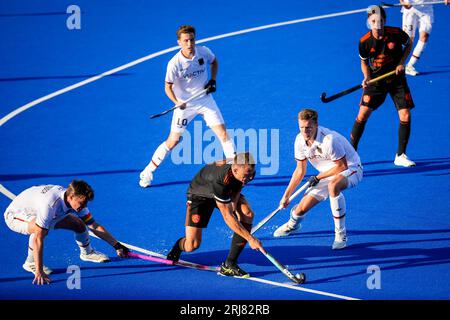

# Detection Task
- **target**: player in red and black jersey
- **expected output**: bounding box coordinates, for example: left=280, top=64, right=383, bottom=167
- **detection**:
left=166, top=152, right=264, bottom=278
left=350, top=5, right=416, bottom=167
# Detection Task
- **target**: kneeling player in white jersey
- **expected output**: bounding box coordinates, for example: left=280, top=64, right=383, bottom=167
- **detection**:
left=4, top=180, right=129, bottom=285
left=274, top=109, right=363, bottom=250
left=139, top=25, right=235, bottom=187
left=400, top=0, right=449, bottom=76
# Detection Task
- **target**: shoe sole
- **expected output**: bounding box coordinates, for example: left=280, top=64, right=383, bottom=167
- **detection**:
left=80, top=256, right=110, bottom=263
left=217, top=272, right=250, bottom=279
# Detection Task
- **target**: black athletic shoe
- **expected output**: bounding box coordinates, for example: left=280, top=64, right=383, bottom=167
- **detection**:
left=218, top=262, right=250, bottom=278
left=167, top=246, right=182, bottom=262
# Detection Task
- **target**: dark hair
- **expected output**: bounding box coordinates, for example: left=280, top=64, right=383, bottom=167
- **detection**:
left=176, top=25, right=196, bottom=39
left=67, top=180, right=94, bottom=201
left=298, top=109, right=318, bottom=123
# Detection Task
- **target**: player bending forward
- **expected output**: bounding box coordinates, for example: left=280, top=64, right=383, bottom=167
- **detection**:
left=274, top=109, right=363, bottom=250
left=4, top=180, right=129, bottom=285
left=166, top=152, right=264, bottom=278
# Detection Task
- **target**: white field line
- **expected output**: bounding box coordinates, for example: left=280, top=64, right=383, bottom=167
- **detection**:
left=0, top=7, right=368, bottom=300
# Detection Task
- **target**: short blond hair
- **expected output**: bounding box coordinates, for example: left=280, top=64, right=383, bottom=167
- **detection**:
left=298, top=109, right=318, bottom=123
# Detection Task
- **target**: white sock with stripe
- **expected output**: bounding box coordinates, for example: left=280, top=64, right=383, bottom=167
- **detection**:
left=146, top=142, right=171, bottom=172
left=408, top=40, right=426, bottom=67
left=288, top=205, right=306, bottom=229
left=330, top=193, right=346, bottom=237
left=75, top=229, right=93, bottom=254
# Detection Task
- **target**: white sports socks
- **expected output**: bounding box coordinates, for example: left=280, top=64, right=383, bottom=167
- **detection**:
left=408, top=40, right=426, bottom=67
left=330, top=193, right=346, bottom=234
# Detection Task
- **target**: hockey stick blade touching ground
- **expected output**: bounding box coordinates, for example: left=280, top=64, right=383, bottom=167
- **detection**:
left=262, top=250, right=306, bottom=284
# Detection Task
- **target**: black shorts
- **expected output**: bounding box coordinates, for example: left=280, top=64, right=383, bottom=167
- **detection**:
left=185, top=194, right=246, bottom=228
left=360, top=76, right=414, bottom=111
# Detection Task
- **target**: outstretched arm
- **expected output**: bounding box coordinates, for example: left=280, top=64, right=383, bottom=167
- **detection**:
left=88, top=222, right=129, bottom=257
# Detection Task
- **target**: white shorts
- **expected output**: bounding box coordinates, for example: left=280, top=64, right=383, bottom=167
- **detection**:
left=4, top=208, right=67, bottom=235
left=402, top=7, right=433, bottom=37
left=170, top=95, right=225, bottom=134
left=305, top=165, right=363, bottom=202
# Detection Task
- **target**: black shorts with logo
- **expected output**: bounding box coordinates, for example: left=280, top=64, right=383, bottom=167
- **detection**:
left=360, top=75, right=414, bottom=111
left=185, top=194, right=246, bottom=228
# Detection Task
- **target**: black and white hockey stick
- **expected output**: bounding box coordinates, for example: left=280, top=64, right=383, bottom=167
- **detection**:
left=251, top=181, right=310, bottom=234
left=150, top=88, right=208, bottom=119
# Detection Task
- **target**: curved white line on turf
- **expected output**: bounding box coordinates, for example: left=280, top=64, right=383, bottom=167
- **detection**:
left=0, top=7, right=369, bottom=300
left=0, top=7, right=369, bottom=127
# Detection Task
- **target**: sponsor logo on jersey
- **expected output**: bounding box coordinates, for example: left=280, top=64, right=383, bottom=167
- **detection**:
left=191, top=214, right=201, bottom=224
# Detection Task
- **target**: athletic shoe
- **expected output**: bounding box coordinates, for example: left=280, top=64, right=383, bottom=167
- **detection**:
left=394, top=153, right=416, bottom=167
left=405, top=65, right=419, bottom=76
left=332, top=232, right=347, bottom=250
left=80, top=249, right=110, bottom=263
left=23, top=261, right=53, bottom=275
left=166, top=246, right=182, bottom=263
left=218, top=262, right=250, bottom=278
left=273, top=221, right=301, bottom=237
left=139, top=170, right=153, bottom=188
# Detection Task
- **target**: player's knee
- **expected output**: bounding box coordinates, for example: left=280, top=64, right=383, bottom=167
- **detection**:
left=184, top=239, right=201, bottom=252
left=398, top=109, right=411, bottom=122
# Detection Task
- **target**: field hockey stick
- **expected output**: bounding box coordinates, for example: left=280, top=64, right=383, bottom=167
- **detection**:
left=261, top=249, right=306, bottom=284
left=251, top=181, right=310, bottom=234
left=88, top=231, right=218, bottom=271
left=127, top=252, right=219, bottom=271
left=150, top=88, right=208, bottom=119
left=381, top=1, right=445, bottom=7
left=320, top=70, right=396, bottom=103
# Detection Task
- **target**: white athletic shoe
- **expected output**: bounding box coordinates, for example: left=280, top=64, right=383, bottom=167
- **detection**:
left=139, top=170, right=153, bottom=188
left=80, top=249, right=110, bottom=263
left=394, top=153, right=416, bottom=167
left=405, top=65, right=419, bottom=76
left=332, top=232, right=347, bottom=250
left=273, top=222, right=301, bottom=237
left=23, top=261, right=53, bottom=275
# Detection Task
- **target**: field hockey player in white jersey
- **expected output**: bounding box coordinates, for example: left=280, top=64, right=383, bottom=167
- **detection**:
left=3, top=180, right=129, bottom=285
left=400, top=0, right=449, bottom=76
left=273, top=109, right=363, bottom=250
left=139, top=25, right=236, bottom=188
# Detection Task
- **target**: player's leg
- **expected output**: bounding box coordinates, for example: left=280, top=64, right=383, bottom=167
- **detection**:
left=350, top=87, right=386, bottom=151
left=3, top=209, right=53, bottom=274
left=54, top=214, right=109, bottom=262
left=403, top=10, right=419, bottom=75
left=139, top=108, right=196, bottom=187
left=167, top=197, right=214, bottom=262
left=328, top=166, right=363, bottom=250
left=328, top=175, right=349, bottom=250
left=406, top=12, right=432, bottom=75
left=273, top=193, right=320, bottom=237
left=200, top=99, right=236, bottom=159
left=220, top=195, right=253, bottom=278
left=391, top=80, right=416, bottom=167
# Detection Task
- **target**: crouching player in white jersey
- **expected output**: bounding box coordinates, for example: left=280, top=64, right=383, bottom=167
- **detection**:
left=401, top=0, right=449, bottom=76
left=139, top=25, right=235, bottom=187
left=274, top=109, right=363, bottom=250
left=3, top=180, right=129, bottom=285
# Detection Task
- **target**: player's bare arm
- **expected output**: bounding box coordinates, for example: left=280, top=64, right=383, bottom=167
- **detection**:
left=87, top=222, right=129, bottom=257
left=361, top=60, right=371, bottom=88
left=164, top=81, right=186, bottom=108
left=398, top=37, right=413, bottom=74
left=280, top=159, right=307, bottom=208
left=28, top=221, right=50, bottom=285
left=216, top=201, right=263, bottom=252
left=316, top=157, right=348, bottom=180
left=210, top=58, right=218, bottom=81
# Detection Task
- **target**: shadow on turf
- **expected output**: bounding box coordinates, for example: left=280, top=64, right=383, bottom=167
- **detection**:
left=2, top=157, right=449, bottom=186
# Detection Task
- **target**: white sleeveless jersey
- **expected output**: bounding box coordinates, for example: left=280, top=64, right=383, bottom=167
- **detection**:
left=165, top=45, right=215, bottom=101
left=294, top=126, right=361, bottom=172
left=4, top=185, right=90, bottom=230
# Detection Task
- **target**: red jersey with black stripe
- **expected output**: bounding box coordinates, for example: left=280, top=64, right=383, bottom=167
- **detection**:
left=359, top=26, right=410, bottom=76
left=187, top=162, right=244, bottom=203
